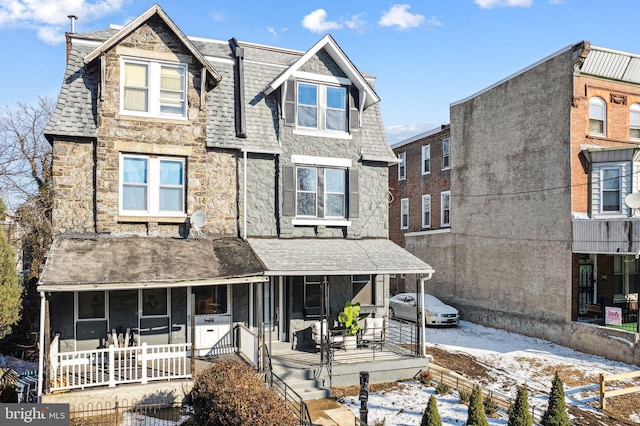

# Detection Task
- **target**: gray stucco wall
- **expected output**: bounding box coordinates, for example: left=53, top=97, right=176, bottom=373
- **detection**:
left=448, top=48, right=574, bottom=331
left=405, top=231, right=454, bottom=297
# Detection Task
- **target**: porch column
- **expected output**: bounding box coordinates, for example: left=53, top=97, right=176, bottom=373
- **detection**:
left=37, top=291, right=45, bottom=400
left=278, top=276, right=284, bottom=341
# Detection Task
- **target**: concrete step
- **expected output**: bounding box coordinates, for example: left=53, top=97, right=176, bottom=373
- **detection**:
left=267, top=341, right=294, bottom=354
left=292, top=384, right=332, bottom=401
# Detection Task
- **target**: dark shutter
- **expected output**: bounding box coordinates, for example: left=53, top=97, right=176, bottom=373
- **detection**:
left=349, top=87, right=360, bottom=132
left=284, top=80, right=296, bottom=126
left=317, top=168, right=325, bottom=218
left=348, top=169, right=359, bottom=218
left=283, top=165, right=295, bottom=216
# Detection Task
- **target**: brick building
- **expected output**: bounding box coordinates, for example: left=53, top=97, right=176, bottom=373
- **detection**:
left=388, top=125, right=451, bottom=294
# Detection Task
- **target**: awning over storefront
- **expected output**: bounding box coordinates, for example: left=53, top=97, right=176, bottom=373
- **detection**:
left=38, top=235, right=267, bottom=291
left=247, top=238, right=434, bottom=276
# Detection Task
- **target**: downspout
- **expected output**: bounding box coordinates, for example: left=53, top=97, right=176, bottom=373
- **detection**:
left=419, top=273, right=433, bottom=358
left=243, top=149, right=247, bottom=240
left=230, top=38, right=247, bottom=139
left=37, top=291, right=46, bottom=400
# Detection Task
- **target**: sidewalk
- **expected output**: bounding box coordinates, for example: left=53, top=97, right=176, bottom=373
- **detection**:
left=306, top=398, right=357, bottom=426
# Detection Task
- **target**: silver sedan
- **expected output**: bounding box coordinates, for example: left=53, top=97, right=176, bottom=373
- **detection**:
left=389, top=293, right=459, bottom=326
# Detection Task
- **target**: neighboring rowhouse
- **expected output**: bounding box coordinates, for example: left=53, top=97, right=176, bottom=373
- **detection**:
left=37, top=4, right=434, bottom=397
left=388, top=125, right=451, bottom=295
left=397, top=41, right=640, bottom=365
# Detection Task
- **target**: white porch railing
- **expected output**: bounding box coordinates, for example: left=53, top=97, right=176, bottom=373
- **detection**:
left=237, top=324, right=258, bottom=365
left=49, top=342, right=191, bottom=392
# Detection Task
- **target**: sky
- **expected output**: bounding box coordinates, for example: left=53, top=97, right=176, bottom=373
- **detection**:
left=1, top=1, right=640, bottom=144
left=341, top=320, right=640, bottom=425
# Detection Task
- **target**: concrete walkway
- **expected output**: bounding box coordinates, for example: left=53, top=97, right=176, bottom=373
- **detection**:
left=306, top=398, right=357, bottom=425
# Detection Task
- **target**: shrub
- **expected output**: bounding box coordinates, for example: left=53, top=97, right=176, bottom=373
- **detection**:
left=421, top=395, right=442, bottom=426
left=459, top=388, right=471, bottom=405
left=466, top=384, right=489, bottom=426
left=541, top=372, right=569, bottom=426
left=483, top=396, right=499, bottom=416
left=435, top=382, right=450, bottom=395
left=417, top=369, right=432, bottom=385
left=508, top=385, right=533, bottom=426
left=190, top=359, right=298, bottom=426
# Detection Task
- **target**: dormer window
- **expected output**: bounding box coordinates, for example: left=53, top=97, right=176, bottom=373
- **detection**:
left=121, top=58, right=187, bottom=119
left=297, top=82, right=347, bottom=132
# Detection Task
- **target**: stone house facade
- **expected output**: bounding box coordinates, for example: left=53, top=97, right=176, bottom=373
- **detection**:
left=38, top=4, right=433, bottom=396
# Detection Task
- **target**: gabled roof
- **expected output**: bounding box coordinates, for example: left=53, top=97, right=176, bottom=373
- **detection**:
left=263, top=34, right=380, bottom=109
left=83, top=3, right=221, bottom=84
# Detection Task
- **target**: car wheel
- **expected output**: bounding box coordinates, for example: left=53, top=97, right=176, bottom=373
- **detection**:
left=389, top=307, right=395, bottom=319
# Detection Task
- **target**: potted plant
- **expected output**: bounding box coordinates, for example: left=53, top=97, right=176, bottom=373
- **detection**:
left=338, top=301, right=361, bottom=350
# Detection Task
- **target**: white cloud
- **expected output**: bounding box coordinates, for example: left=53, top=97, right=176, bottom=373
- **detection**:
left=425, top=16, right=443, bottom=29
left=474, top=0, right=533, bottom=8
left=0, top=0, right=125, bottom=44
left=37, top=25, right=65, bottom=45
left=549, top=0, right=565, bottom=4
left=386, top=122, right=438, bottom=144
left=345, top=13, right=367, bottom=32
left=302, top=9, right=342, bottom=34
left=267, top=26, right=287, bottom=40
left=378, top=4, right=425, bottom=30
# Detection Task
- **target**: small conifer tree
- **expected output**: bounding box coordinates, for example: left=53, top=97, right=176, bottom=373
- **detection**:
left=541, top=372, right=570, bottom=426
left=421, top=394, right=442, bottom=426
left=508, top=385, right=533, bottom=426
left=467, top=384, right=489, bottom=426
left=0, top=229, right=22, bottom=340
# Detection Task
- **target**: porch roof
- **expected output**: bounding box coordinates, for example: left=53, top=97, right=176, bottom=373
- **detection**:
left=38, top=235, right=267, bottom=291
left=247, top=238, right=434, bottom=276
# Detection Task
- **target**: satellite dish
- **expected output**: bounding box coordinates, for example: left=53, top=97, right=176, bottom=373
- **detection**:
left=190, top=210, right=206, bottom=239
left=625, top=192, right=640, bottom=210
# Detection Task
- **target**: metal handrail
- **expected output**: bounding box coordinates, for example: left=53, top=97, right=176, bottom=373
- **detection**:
left=263, top=345, right=314, bottom=426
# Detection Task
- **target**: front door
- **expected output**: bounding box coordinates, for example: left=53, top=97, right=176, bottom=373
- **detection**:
left=193, top=285, right=231, bottom=353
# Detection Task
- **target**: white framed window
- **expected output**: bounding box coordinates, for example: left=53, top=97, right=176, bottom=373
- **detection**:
left=422, top=145, right=431, bottom=175
left=296, top=166, right=346, bottom=218
left=297, top=82, right=347, bottom=132
left=121, top=58, right=187, bottom=118
left=442, top=138, right=450, bottom=170
left=422, top=194, right=431, bottom=228
left=120, top=154, right=186, bottom=217
left=76, top=291, right=107, bottom=320
left=630, top=103, right=640, bottom=140
left=400, top=198, right=409, bottom=229
left=589, top=97, right=606, bottom=136
left=398, top=151, right=406, bottom=181
left=614, top=256, right=639, bottom=298
left=601, top=167, right=621, bottom=213
left=441, top=191, right=451, bottom=227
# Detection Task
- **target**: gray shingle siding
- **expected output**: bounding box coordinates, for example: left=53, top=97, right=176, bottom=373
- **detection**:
left=45, top=43, right=99, bottom=140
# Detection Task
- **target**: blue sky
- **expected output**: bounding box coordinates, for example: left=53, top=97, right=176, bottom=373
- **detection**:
left=1, top=0, right=639, bottom=144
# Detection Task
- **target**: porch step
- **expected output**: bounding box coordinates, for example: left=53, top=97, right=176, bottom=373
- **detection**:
left=267, top=340, right=296, bottom=354
left=286, top=378, right=331, bottom=400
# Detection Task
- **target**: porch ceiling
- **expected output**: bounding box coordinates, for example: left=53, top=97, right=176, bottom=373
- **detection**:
left=38, top=235, right=267, bottom=291
left=247, top=238, right=434, bottom=276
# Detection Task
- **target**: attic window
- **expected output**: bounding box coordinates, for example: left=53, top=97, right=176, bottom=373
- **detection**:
left=297, top=82, right=347, bottom=132
left=121, top=58, right=187, bottom=119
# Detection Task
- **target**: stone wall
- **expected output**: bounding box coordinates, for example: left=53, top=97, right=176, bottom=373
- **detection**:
left=85, top=16, right=238, bottom=236
left=52, top=140, right=95, bottom=234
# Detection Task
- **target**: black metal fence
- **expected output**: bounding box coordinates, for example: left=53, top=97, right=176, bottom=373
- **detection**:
left=69, top=399, right=191, bottom=426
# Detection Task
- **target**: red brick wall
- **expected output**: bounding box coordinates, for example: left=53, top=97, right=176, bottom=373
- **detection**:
left=389, top=126, right=451, bottom=247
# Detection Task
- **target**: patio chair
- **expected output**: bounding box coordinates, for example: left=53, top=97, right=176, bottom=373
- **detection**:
left=311, top=320, right=344, bottom=352
left=360, top=317, right=385, bottom=349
